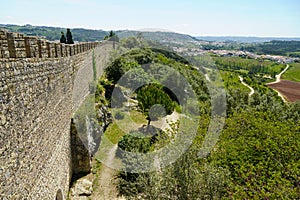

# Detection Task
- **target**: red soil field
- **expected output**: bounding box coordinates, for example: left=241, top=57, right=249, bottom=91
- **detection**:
left=268, top=80, right=300, bottom=102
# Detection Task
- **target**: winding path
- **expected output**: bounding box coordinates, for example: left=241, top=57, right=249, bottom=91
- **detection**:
left=150, top=111, right=180, bottom=131
left=205, top=74, right=211, bottom=82
left=267, top=64, right=290, bottom=102
left=91, top=144, right=125, bottom=200
left=90, top=111, right=180, bottom=199
left=273, top=64, right=290, bottom=84
left=239, top=76, right=255, bottom=97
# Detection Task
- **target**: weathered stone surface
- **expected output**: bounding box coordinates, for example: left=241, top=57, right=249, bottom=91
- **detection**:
left=0, top=29, right=101, bottom=59
left=71, top=118, right=91, bottom=175
left=0, top=30, right=114, bottom=199
left=69, top=177, right=93, bottom=199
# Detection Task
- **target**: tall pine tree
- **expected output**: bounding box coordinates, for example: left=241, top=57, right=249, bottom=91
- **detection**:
left=66, top=28, right=74, bottom=44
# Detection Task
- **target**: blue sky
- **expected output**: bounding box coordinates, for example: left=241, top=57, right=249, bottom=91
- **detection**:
left=1, top=0, right=300, bottom=37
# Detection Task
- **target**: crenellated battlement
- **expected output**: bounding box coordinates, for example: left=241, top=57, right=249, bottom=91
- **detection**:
left=0, top=29, right=100, bottom=59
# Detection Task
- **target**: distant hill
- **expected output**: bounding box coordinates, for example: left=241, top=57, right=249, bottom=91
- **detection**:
left=242, top=40, right=300, bottom=57
left=2, top=24, right=300, bottom=45
left=116, top=30, right=198, bottom=44
left=196, top=36, right=300, bottom=43
left=0, top=24, right=200, bottom=44
left=0, top=24, right=108, bottom=42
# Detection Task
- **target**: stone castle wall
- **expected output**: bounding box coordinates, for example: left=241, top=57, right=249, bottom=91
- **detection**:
left=0, top=29, right=99, bottom=59
left=0, top=29, right=114, bottom=199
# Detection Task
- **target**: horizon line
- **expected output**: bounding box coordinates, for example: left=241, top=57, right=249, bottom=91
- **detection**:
left=1, top=23, right=300, bottom=38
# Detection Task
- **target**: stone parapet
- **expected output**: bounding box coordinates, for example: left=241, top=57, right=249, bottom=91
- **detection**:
left=0, top=29, right=101, bottom=59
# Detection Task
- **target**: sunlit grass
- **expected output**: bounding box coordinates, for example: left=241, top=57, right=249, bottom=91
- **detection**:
left=282, top=63, right=300, bottom=82
left=105, top=110, right=148, bottom=144
left=104, top=123, right=125, bottom=144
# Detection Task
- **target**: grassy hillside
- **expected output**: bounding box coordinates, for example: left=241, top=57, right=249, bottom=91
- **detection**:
left=282, top=63, right=300, bottom=82
left=116, top=30, right=198, bottom=44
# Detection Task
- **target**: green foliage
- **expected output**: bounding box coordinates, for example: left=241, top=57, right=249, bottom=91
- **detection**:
left=60, top=32, right=66, bottom=43
left=114, top=111, right=125, bottom=120
left=66, top=28, right=74, bottom=44
left=104, top=48, right=209, bottom=112
left=174, top=103, right=182, bottom=113
left=221, top=70, right=249, bottom=91
left=117, top=129, right=159, bottom=196
left=151, top=47, right=189, bottom=64
left=137, top=84, right=175, bottom=121
left=117, top=118, right=230, bottom=199
left=104, top=47, right=194, bottom=84
left=98, top=47, right=300, bottom=199
left=117, top=30, right=196, bottom=44
left=282, top=63, right=300, bottom=82
left=95, top=78, right=112, bottom=104
left=118, top=131, right=155, bottom=153
left=121, top=37, right=143, bottom=49
left=104, top=123, right=125, bottom=144
left=120, top=67, right=153, bottom=89
left=135, top=160, right=229, bottom=200
left=210, top=110, right=300, bottom=199
left=104, top=30, right=120, bottom=42
left=213, top=56, right=284, bottom=78
left=105, top=57, right=140, bottom=83
left=243, top=40, right=300, bottom=57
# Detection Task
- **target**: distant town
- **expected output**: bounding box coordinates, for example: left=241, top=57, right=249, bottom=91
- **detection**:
left=172, top=46, right=299, bottom=64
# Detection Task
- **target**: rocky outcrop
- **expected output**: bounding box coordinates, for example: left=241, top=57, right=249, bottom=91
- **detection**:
left=69, top=175, right=93, bottom=200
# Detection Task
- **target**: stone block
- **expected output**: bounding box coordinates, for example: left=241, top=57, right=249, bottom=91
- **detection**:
left=7, top=32, right=26, bottom=58
left=70, top=45, right=75, bottom=56
left=55, top=43, right=62, bottom=58
left=25, top=36, right=39, bottom=58
left=38, top=40, right=48, bottom=58
left=61, top=44, right=66, bottom=57
left=65, top=46, right=70, bottom=57
left=48, top=42, right=56, bottom=58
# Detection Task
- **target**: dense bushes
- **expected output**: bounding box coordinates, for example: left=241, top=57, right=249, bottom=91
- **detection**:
left=210, top=110, right=300, bottom=199
left=137, top=84, right=175, bottom=122
left=100, top=47, right=300, bottom=199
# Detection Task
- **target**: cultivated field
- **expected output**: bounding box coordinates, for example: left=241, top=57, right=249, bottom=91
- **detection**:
left=268, top=80, right=300, bottom=102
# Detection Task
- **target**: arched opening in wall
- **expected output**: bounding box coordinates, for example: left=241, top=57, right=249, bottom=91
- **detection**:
left=55, top=189, right=64, bottom=200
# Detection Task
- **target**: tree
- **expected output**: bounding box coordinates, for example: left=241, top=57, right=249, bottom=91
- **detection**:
left=66, top=28, right=74, bottom=44
left=104, top=30, right=119, bottom=42
left=109, top=30, right=115, bottom=37
left=60, top=32, right=66, bottom=43
left=121, top=37, right=140, bottom=49
left=137, top=84, right=175, bottom=125
left=117, top=122, right=229, bottom=199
